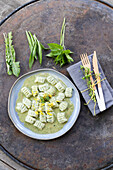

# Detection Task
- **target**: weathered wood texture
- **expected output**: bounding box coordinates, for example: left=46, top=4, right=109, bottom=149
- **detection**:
left=0, top=0, right=113, bottom=169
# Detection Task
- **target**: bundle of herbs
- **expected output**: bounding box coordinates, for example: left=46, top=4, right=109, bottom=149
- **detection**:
left=3, top=32, right=20, bottom=77
left=80, top=65, right=97, bottom=115
left=26, top=31, right=47, bottom=68
left=46, top=18, right=74, bottom=66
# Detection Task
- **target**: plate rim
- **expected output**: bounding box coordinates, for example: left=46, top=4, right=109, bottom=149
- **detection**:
left=8, top=68, right=81, bottom=140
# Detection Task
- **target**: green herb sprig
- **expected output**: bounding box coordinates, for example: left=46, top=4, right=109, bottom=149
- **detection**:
left=26, top=31, right=47, bottom=69
left=46, top=18, right=74, bottom=67
left=3, top=32, right=20, bottom=77
left=80, top=65, right=96, bottom=115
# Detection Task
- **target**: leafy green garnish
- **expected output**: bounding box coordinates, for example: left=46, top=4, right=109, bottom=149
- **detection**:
left=3, top=32, right=20, bottom=77
left=40, top=96, right=45, bottom=103
left=40, top=95, right=51, bottom=103
left=26, top=31, right=47, bottom=69
left=46, top=18, right=74, bottom=66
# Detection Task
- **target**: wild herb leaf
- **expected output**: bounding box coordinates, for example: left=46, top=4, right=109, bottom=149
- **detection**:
left=26, top=31, right=33, bottom=52
left=12, top=61, right=20, bottom=77
left=3, top=32, right=20, bottom=77
left=46, top=50, right=62, bottom=57
left=47, top=43, right=63, bottom=51
left=37, top=40, right=42, bottom=65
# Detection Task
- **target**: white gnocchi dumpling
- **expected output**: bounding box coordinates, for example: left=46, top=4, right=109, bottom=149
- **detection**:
left=21, top=87, right=32, bottom=98
left=47, top=113, right=54, bottom=123
left=49, top=97, right=59, bottom=108
left=40, top=112, right=46, bottom=123
left=38, top=92, right=45, bottom=98
left=39, top=103, right=45, bottom=112
left=34, top=120, right=45, bottom=130
left=16, top=103, right=23, bottom=111
left=16, top=103, right=28, bottom=113
left=25, top=115, right=36, bottom=124
left=21, top=105, right=28, bottom=113
left=28, top=109, right=38, bottom=118
left=46, top=86, right=56, bottom=96
left=55, top=82, right=66, bottom=92
left=31, top=100, right=39, bottom=111
left=47, top=75, right=58, bottom=85
left=59, top=101, right=68, bottom=111
left=35, top=76, right=46, bottom=83
left=45, top=102, right=53, bottom=113
left=31, top=85, right=39, bottom=97
left=39, top=83, right=50, bottom=92
left=65, top=87, right=73, bottom=98
left=57, top=112, right=67, bottom=124
left=23, top=98, right=31, bottom=108
left=56, top=92, right=65, bottom=102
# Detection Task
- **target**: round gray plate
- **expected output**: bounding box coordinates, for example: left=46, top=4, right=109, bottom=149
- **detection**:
left=8, top=69, right=80, bottom=140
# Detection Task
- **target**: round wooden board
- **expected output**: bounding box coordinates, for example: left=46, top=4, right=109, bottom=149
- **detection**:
left=0, top=0, right=113, bottom=169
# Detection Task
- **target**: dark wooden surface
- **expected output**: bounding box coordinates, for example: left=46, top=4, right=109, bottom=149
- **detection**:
left=0, top=0, right=113, bottom=169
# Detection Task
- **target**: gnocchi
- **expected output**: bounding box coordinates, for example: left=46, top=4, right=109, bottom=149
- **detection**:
left=16, top=73, right=74, bottom=133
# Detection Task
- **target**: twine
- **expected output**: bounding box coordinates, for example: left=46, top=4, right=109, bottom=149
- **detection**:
left=81, top=77, right=106, bottom=116
left=81, top=78, right=106, bottom=93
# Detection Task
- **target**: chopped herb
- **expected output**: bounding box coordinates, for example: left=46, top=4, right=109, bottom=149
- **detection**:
left=3, top=32, right=20, bottom=77
left=40, top=95, right=51, bottom=103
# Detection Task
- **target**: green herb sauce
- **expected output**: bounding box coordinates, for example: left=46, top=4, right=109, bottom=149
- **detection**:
left=15, top=73, right=74, bottom=134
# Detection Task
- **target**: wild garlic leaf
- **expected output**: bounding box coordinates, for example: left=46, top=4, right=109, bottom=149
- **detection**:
left=29, top=51, right=35, bottom=69
left=37, top=40, right=42, bottom=65
left=26, top=31, right=46, bottom=67
left=26, top=31, right=33, bottom=52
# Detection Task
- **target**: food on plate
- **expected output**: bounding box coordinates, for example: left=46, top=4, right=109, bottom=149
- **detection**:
left=65, top=87, right=73, bottom=97
left=55, top=82, right=66, bottom=92
left=59, top=101, right=68, bottom=111
left=34, top=76, right=46, bottom=83
left=25, top=115, right=36, bottom=124
left=31, top=85, right=39, bottom=97
left=15, top=73, right=74, bottom=134
left=21, top=87, right=32, bottom=98
left=23, top=98, right=31, bottom=108
left=57, top=112, right=67, bottom=124
left=56, top=92, right=65, bottom=102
